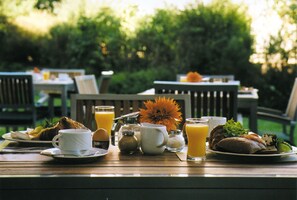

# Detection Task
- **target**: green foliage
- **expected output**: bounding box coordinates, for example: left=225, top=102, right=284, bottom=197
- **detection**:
left=0, top=14, right=40, bottom=70
left=175, top=0, right=254, bottom=78
left=39, top=7, right=126, bottom=76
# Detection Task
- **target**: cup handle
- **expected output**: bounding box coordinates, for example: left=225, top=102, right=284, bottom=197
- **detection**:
left=156, top=129, right=168, bottom=147
left=52, top=134, right=61, bottom=148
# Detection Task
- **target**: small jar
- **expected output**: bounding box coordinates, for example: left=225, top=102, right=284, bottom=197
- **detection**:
left=166, top=130, right=185, bottom=152
left=118, top=130, right=138, bottom=154
left=118, top=116, right=141, bottom=148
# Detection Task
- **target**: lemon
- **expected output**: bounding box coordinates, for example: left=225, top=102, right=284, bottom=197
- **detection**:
left=277, top=142, right=292, bottom=153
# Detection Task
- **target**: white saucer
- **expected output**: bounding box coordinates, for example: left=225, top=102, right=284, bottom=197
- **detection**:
left=41, top=148, right=108, bottom=163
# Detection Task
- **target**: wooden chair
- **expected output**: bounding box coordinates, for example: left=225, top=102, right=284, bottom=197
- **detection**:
left=0, top=73, right=36, bottom=132
left=154, top=81, right=238, bottom=120
left=98, top=70, right=113, bottom=93
left=74, top=75, right=99, bottom=94
left=71, top=94, right=191, bottom=132
left=257, top=78, right=297, bottom=145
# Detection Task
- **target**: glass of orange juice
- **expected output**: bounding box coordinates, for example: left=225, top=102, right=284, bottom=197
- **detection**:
left=94, top=106, right=115, bottom=136
left=43, top=70, right=50, bottom=80
left=186, top=118, right=209, bottom=161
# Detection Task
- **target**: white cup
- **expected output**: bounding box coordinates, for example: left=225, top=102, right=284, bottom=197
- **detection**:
left=140, top=123, right=168, bottom=155
left=201, top=116, right=226, bottom=137
left=52, top=129, right=92, bottom=156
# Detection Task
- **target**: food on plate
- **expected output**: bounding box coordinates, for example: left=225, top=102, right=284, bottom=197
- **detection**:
left=11, top=117, right=87, bottom=141
left=209, top=119, right=292, bottom=154
left=216, top=137, right=266, bottom=154
left=262, top=133, right=292, bottom=153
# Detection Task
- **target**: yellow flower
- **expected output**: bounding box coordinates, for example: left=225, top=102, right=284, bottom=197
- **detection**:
left=186, top=71, right=202, bottom=82
left=139, top=97, right=182, bottom=131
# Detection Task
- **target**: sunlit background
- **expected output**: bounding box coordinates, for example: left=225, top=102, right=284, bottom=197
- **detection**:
left=6, top=0, right=286, bottom=64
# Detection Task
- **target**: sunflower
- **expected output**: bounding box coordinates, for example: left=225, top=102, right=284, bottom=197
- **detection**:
left=186, top=71, right=202, bottom=82
left=139, top=97, right=182, bottom=131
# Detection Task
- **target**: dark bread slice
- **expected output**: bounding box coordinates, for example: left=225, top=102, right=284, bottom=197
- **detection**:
left=216, top=137, right=266, bottom=154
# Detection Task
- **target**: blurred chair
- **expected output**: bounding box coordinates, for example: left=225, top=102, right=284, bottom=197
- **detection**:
left=74, top=75, right=99, bottom=94
left=154, top=81, right=238, bottom=121
left=0, top=73, right=36, bottom=132
left=71, top=94, right=191, bottom=132
left=98, top=70, right=113, bottom=93
left=257, top=78, right=297, bottom=145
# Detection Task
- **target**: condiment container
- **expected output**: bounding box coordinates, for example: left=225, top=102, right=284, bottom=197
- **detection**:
left=166, top=130, right=185, bottom=152
left=118, top=130, right=138, bottom=154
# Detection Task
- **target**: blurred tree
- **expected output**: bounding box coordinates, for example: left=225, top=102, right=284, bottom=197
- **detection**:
left=131, top=8, right=179, bottom=72
left=34, top=0, right=61, bottom=13
left=175, top=0, right=255, bottom=84
left=39, top=7, right=126, bottom=76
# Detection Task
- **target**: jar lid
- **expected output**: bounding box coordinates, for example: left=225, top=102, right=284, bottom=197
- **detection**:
left=122, top=130, right=134, bottom=136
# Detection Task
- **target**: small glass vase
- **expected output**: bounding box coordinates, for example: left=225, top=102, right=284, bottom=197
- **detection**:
left=166, top=129, right=185, bottom=152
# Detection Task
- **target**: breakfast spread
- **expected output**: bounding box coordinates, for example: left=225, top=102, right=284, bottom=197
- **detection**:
left=209, top=119, right=292, bottom=154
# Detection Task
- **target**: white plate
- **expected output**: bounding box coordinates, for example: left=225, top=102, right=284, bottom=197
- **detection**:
left=208, top=146, right=297, bottom=157
left=2, top=132, right=52, bottom=144
left=41, top=148, right=108, bottom=163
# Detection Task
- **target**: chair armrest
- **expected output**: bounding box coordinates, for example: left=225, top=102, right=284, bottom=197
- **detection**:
left=257, top=106, right=283, bottom=115
left=257, top=111, right=292, bottom=125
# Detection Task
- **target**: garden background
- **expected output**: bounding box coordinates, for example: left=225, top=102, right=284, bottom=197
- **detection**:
left=0, top=0, right=296, bottom=117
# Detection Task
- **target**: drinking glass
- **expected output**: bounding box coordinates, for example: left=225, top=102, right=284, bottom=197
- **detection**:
left=43, top=70, right=50, bottom=80
left=186, top=118, right=209, bottom=161
left=94, top=106, right=115, bottom=136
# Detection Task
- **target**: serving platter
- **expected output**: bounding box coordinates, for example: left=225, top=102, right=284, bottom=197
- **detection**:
left=208, top=146, right=297, bottom=157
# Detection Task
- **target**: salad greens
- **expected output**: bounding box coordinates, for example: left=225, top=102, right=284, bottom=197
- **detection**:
left=223, top=119, right=248, bottom=137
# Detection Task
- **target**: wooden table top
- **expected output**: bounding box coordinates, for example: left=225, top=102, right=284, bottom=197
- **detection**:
left=2, top=144, right=297, bottom=199
left=1, top=145, right=297, bottom=178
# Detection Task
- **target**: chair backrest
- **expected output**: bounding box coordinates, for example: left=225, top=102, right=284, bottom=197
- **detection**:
left=0, top=73, right=36, bottom=129
left=154, top=81, right=238, bottom=120
left=98, top=71, right=113, bottom=93
left=286, top=78, right=297, bottom=120
left=71, top=94, right=191, bottom=131
left=43, top=68, right=85, bottom=79
left=74, top=75, right=99, bottom=94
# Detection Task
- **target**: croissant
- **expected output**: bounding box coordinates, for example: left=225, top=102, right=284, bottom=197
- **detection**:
left=32, top=117, right=87, bottom=141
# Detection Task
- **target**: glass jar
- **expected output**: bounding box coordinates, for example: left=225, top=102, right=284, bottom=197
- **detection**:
left=166, top=130, right=185, bottom=152
left=118, top=130, right=138, bottom=154
left=118, top=116, right=141, bottom=148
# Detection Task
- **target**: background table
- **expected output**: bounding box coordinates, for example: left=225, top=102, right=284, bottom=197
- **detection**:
left=0, top=144, right=296, bottom=200
left=34, top=80, right=75, bottom=117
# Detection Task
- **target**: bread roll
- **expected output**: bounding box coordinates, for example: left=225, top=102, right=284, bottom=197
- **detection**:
left=216, top=137, right=266, bottom=154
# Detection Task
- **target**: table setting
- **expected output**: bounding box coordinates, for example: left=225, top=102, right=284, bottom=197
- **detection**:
left=1, top=96, right=296, bottom=165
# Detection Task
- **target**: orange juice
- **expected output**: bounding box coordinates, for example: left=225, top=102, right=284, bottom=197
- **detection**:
left=43, top=71, right=50, bottom=80
left=95, top=111, right=115, bottom=135
left=186, top=123, right=208, bottom=158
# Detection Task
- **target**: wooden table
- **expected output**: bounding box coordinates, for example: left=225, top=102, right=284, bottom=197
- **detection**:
left=34, top=80, right=75, bottom=117
left=0, top=144, right=296, bottom=200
